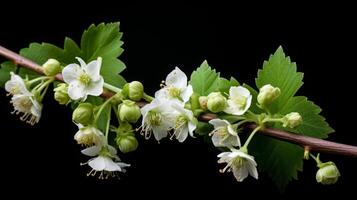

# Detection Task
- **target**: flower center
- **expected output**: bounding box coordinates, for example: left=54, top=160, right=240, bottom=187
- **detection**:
left=175, top=115, right=187, bottom=129
left=168, top=87, right=181, bottom=98
left=217, top=127, right=229, bottom=137
left=234, top=95, right=247, bottom=108
left=79, top=73, right=91, bottom=85
left=148, top=111, right=162, bottom=126
left=232, top=156, right=245, bottom=168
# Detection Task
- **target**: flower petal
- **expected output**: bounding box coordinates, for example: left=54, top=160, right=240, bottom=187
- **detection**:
left=85, top=57, right=102, bottom=81
left=209, top=119, right=229, bottom=128
left=232, top=164, right=249, bottom=182
left=62, top=64, right=82, bottom=84
left=68, top=80, right=86, bottom=100
left=181, top=85, right=193, bottom=103
left=76, top=57, right=87, bottom=69
left=247, top=160, right=259, bottom=179
left=107, top=145, right=117, bottom=156
left=81, top=146, right=101, bottom=156
left=165, top=67, right=187, bottom=89
left=103, top=157, right=121, bottom=172
left=188, top=121, right=196, bottom=137
left=86, top=77, right=104, bottom=96
left=153, top=126, right=169, bottom=141
left=88, top=156, right=106, bottom=171
left=175, top=126, right=188, bottom=142
left=229, top=86, right=250, bottom=99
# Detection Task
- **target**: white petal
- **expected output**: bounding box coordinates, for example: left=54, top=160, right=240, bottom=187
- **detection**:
left=217, top=152, right=231, bottom=158
left=85, top=57, right=102, bottom=81
left=81, top=146, right=101, bottom=156
left=209, top=119, right=229, bottom=128
left=232, top=164, right=249, bottom=182
left=224, top=100, right=245, bottom=115
left=68, top=81, right=86, bottom=100
left=103, top=157, right=121, bottom=172
left=181, top=85, right=193, bottom=103
left=188, top=122, right=196, bottom=137
left=229, top=86, right=250, bottom=99
left=152, top=127, right=169, bottom=141
left=154, top=88, right=170, bottom=100
left=247, top=160, right=259, bottom=179
left=86, top=77, right=104, bottom=96
left=175, top=126, right=188, bottom=142
left=211, top=133, right=223, bottom=147
left=30, top=99, right=42, bottom=118
left=243, top=94, right=252, bottom=113
left=165, top=67, right=187, bottom=89
left=227, top=125, right=238, bottom=136
left=76, top=57, right=87, bottom=69
left=62, top=64, right=82, bottom=84
left=88, top=156, right=106, bottom=171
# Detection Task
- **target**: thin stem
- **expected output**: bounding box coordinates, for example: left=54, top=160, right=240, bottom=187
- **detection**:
left=142, top=93, right=154, bottom=102
left=243, top=125, right=261, bottom=148
left=103, top=82, right=122, bottom=93
left=27, top=76, right=49, bottom=85
left=105, top=107, right=112, bottom=141
left=262, top=118, right=283, bottom=123
left=94, top=96, right=113, bottom=124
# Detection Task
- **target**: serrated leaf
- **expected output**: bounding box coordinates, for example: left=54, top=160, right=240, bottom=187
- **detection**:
left=279, top=96, right=334, bottom=138
left=252, top=46, right=333, bottom=190
left=80, top=22, right=126, bottom=87
left=190, top=60, right=238, bottom=96
left=0, top=61, right=17, bottom=88
left=256, top=46, right=304, bottom=114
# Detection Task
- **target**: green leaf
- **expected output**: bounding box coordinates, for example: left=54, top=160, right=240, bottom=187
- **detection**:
left=256, top=46, right=303, bottom=114
left=252, top=46, right=334, bottom=191
left=80, top=22, right=126, bottom=87
left=190, top=60, right=238, bottom=96
left=0, top=61, right=17, bottom=88
left=195, top=121, right=213, bottom=136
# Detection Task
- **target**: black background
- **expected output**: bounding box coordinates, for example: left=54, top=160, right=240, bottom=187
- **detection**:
left=0, top=2, right=356, bottom=199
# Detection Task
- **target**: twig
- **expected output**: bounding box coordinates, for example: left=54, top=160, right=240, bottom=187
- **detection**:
left=1, top=45, right=357, bottom=157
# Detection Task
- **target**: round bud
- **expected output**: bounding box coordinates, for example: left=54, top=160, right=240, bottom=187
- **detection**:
left=43, top=59, right=61, bottom=76
left=316, top=162, right=340, bottom=185
left=53, top=83, right=70, bottom=105
left=122, top=81, right=144, bottom=101
left=72, top=103, right=94, bottom=125
left=207, top=92, right=227, bottom=113
left=282, top=112, right=302, bottom=128
left=116, top=135, right=138, bottom=153
left=199, top=96, right=208, bottom=110
left=257, top=84, right=281, bottom=106
left=118, top=100, right=141, bottom=123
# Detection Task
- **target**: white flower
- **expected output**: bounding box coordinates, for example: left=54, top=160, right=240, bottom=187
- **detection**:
left=171, top=102, right=197, bottom=142
left=140, top=99, right=176, bottom=142
left=218, top=149, right=258, bottom=182
left=5, top=72, right=42, bottom=125
left=224, top=86, right=252, bottom=115
left=209, top=119, right=240, bottom=147
left=5, top=72, right=27, bottom=95
left=155, top=67, right=193, bottom=103
left=81, top=145, right=130, bottom=179
left=74, top=124, right=105, bottom=146
left=62, top=57, right=104, bottom=101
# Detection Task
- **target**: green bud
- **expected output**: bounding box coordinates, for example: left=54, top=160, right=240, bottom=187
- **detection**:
left=282, top=112, right=302, bottom=128
left=206, top=92, right=227, bottom=113
left=43, top=59, right=61, bottom=76
left=199, top=96, right=208, bottom=110
left=72, top=103, right=94, bottom=125
left=122, top=81, right=144, bottom=101
left=53, top=83, right=70, bottom=105
left=111, top=92, right=124, bottom=106
left=116, top=135, right=138, bottom=153
left=316, top=161, right=340, bottom=185
left=257, top=84, right=281, bottom=106
left=119, top=100, right=141, bottom=123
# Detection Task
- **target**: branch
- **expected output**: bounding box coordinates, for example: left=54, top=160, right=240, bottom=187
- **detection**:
left=1, top=45, right=357, bottom=157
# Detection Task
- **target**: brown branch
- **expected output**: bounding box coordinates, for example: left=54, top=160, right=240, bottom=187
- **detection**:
left=1, top=45, right=357, bottom=157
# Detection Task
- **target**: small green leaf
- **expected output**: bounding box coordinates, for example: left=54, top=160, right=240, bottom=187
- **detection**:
left=0, top=61, right=17, bottom=88
left=195, top=121, right=213, bottom=136
left=190, top=60, right=238, bottom=96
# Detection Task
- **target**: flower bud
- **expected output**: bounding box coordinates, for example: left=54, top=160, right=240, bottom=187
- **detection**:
left=43, top=59, right=61, bottom=76
left=316, top=161, right=340, bottom=185
left=74, top=126, right=104, bottom=146
left=122, top=81, right=144, bottom=101
left=257, top=84, right=281, bottom=106
left=282, top=112, right=302, bottom=128
left=53, top=83, right=70, bottom=105
left=119, top=100, right=141, bottom=123
left=116, top=135, right=138, bottom=153
left=207, top=92, right=227, bottom=113
left=199, top=96, right=208, bottom=110
left=110, top=92, right=124, bottom=106
left=72, top=103, right=94, bottom=125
